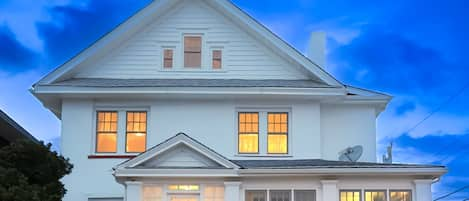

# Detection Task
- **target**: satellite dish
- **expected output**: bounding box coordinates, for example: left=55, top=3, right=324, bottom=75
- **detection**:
left=338, top=145, right=363, bottom=162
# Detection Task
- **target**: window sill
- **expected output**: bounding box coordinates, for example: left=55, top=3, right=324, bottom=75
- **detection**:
left=234, top=154, right=292, bottom=158
left=88, top=154, right=138, bottom=159
left=158, top=68, right=227, bottom=73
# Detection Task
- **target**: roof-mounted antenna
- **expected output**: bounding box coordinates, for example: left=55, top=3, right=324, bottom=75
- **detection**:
left=382, top=142, right=393, bottom=164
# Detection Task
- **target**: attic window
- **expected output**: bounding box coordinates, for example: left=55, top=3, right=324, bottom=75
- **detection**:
left=184, top=36, right=202, bottom=68
left=212, top=50, right=222, bottom=69
left=163, top=49, right=173, bottom=68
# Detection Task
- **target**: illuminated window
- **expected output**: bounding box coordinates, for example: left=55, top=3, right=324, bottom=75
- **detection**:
left=246, top=190, right=267, bottom=201
left=294, top=190, right=316, bottom=201
left=267, top=112, right=288, bottom=154
left=390, top=190, right=411, bottom=201
left=204, top=186, right=224, bottom=201
left=126, top=111, right=147, bottom=153
left=340, top=190, right=361, bottom=201
left=168, top=185, right=200, bottom=191
left=270, top=190, right=291, bottom=201
left=184, top=36, right=202, bottom=68
left=163, top=49, right=173, bottom=68
left=96, top=111, right=118, bottom=153
left=365, top=190, right=386, bottom=201
left=143, top=186, right=163, bottom=201
left=238, top=112, right=259, bottom=153
left=212, top=50, right=222, bottom=69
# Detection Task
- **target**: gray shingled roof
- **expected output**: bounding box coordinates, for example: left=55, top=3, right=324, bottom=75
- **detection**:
left=46, top=78, right=332, bottom=88
left=231, top=159, right=444, bottom=169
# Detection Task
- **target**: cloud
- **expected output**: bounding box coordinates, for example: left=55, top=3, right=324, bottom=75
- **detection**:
left=36, top=0, right=151, bottom=67
left=0, top=25, right=39, bottom=73
left=394, top=101, right=416, bottom=116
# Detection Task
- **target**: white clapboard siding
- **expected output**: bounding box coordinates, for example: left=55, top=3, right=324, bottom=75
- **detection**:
left=75, top=0, right=310, bottom=80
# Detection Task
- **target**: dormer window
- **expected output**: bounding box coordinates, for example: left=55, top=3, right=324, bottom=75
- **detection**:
left=163, top=49, right=173, bottom=69
left=212, top=50, right=222, bottom=69
left=184, top=36, right=202, bottom=68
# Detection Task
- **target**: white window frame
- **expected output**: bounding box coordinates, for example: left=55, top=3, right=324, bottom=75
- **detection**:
left=91, top=106, right=150, bottom=156
left=209, top=47, right=224, bottom=70
left=161, top=46, right=176, bottom=70
left=235, top=107, right=292, bottom=157
left=244, top=189, right=317, bottom=201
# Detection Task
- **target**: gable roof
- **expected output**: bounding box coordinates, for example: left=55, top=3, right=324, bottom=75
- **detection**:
left=0, top=109, right=38, bottom=144
left=115, top=132, right=240, bottom=170
left=35, top=0, right=342, bottom=87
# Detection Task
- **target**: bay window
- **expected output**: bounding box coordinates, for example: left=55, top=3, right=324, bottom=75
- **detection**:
left=365, top=190, right=386, bottom=201
left=389, top=190, right=411, bottom=201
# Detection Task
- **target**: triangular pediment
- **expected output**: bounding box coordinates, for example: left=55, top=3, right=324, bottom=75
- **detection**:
left=116, top=133, right=239, bottom=170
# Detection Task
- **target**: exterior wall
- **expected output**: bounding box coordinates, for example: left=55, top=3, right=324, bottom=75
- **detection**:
left=61, top=99, right=126, bottom=201
left=60, top=98, right=380, bottom=200
left=320, top=104, right=377, bottom=162
left=74, top=0, right=309, bottom=80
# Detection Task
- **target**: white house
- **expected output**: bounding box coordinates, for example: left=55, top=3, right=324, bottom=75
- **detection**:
left=31, top=0, right=446, bottom=201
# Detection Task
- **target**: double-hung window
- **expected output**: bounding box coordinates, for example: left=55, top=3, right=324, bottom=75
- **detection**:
left=163, top=49, right=174, bottom=68
left=184, top=36, right=202, bottom=68
left=126, top=111, right=147, bottom=153
left=96, top=111, right=118, bottom=153
left=212, top=50, right=222, bottom=69
left=238, top=112, right=259, bottom=153
left=267, top=112, right=288, bottom=154
left=94, top=110, right=147, bottom=154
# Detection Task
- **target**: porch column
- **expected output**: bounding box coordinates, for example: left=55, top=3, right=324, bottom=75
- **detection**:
left=414, top=179, right=433, bottom=201
left=225, top=181, right=241, bottom=201
left=321, top=180, right=338, bottom=201
left=125, top=181, right=143, bottom=201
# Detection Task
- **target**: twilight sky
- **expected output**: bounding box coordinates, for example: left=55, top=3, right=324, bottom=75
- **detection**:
left=0, top=0, right=468, bottom=200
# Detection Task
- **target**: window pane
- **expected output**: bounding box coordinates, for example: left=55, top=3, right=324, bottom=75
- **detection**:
left=238, top=112, right=259, bottom=153
left=270, top=190, right=291, bottom=201
left=365, top=191, right=386, bottom=201
left=268, top=134, right=287, bottom=154
left=96, top=111, right=118, bottom=153
left=184, top=36, right=201, bottom=68
left=143, top=186, right=163, bottom=201
left=126, top=111, right=147, bottom=153
left=204, top=186, right=224, bottom=201
left=340, top=191, right=361, bottom=201
left=294, top=190, right=316, bottom=201
left=246, top=190, right=267, bottom=201
left=212, top=50, right=222, bottom=69
left=267, top=112, right=288, bottom=154
left=390, top=191, right=411, bottom=201
left=163, top=49, right=173, bottom=68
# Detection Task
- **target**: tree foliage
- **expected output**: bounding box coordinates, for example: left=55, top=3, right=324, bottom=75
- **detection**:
left=0, top=140, right=73, bottom=201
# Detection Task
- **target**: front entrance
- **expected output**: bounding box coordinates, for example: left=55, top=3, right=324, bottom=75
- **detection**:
left=170, top=195, right=199, bottom=201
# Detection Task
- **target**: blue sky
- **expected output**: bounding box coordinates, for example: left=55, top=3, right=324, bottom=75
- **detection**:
left=0, top=0, right=468, bottom=200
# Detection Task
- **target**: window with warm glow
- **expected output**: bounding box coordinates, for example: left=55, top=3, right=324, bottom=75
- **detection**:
left=246, top=190, right=267, bottom=201
left=96, top=111, right=118, bottom=153
left=390, top=191, right=411, bottom=201
left=212, top=50, right=222, bottom=69
left=184, top=36, right=202, bottom=68
left=126, top=111, right=147, bottom=153
left=267, top=112, right=288, bottom=154
left=163, top=49, right=173, bottom=68
left=143, top=186, right=163, bottom=201
left=238, top=112, right=259, bottom=153
left=340, top=190, right=361, bottom=201
left=365, top=191, right=386, bottom=201
left=204, top=186, right=224, bottom=201
left=168, top=184, right=200, bottom=191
